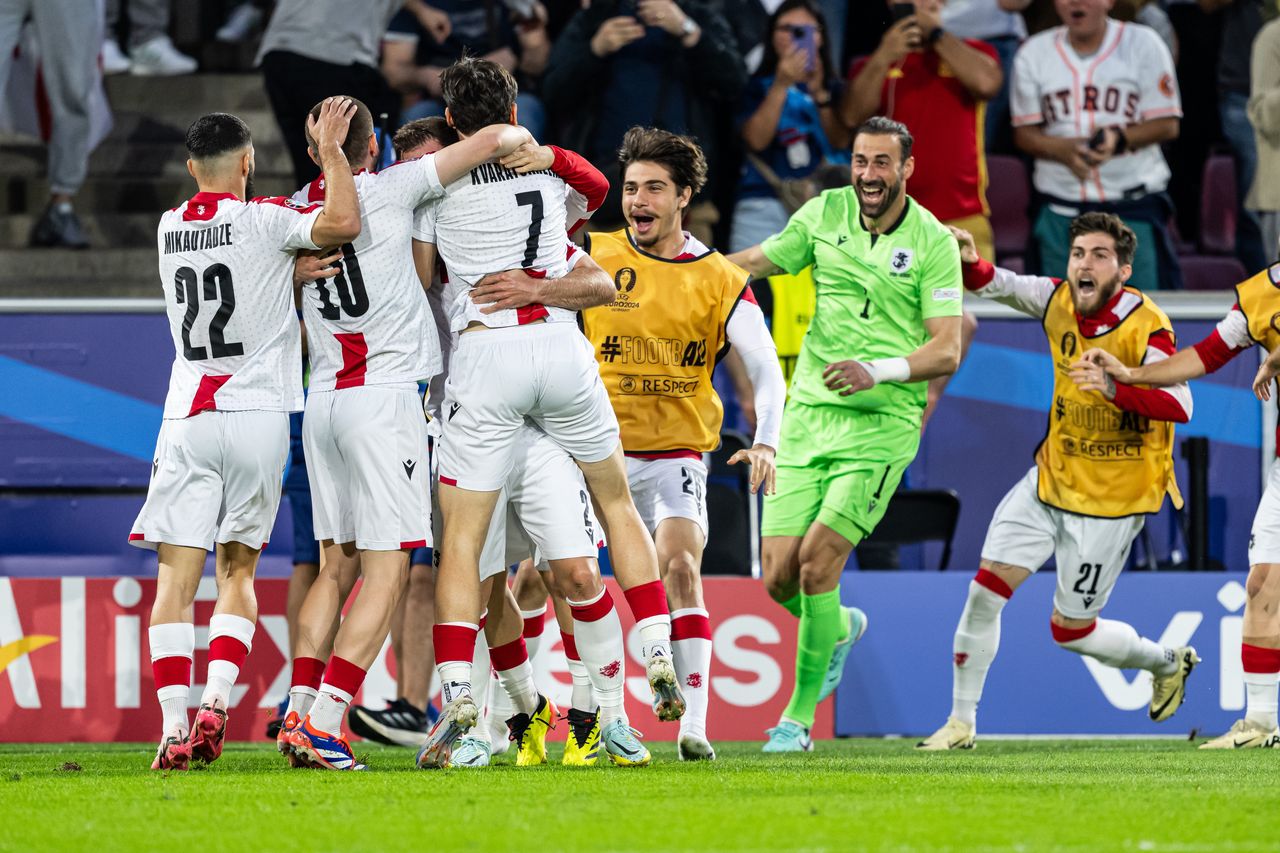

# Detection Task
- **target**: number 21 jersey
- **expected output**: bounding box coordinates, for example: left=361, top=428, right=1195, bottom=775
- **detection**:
left=156, top=191, right=322, bottom=419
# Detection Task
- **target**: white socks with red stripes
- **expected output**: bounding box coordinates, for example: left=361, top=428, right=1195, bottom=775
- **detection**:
left=951, top=576, right=1010, bottom=726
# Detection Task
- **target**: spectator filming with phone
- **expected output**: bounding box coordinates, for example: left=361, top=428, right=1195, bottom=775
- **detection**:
left=843, top=0, right=1002, bottom=260
left=731, top=0, right=849, bottom=252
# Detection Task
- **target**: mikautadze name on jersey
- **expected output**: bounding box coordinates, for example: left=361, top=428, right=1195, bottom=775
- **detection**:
left=598, top=334, right=707, bottom=367
left=163, top=223, right=234, bottom=255
left=1055, top=395, right=1151, bottom=435
left=468, top=163, right=555, bottom=184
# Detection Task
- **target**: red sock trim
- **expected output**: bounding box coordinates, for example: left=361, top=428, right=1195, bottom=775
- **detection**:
left=571, top=589, right=616, bottom=623
left=208, top=635, right=249, bottom=668
left=290, top=656, right=325, bottom=691
left=433, top=623, right=479, bottom=665
left=489, top=637, right=529, bottom=672
left=323, top=655, right=367, bottom=697
left=151, top=655, right=191, bottom=689
left=522, top=611, right=546, bottom=640
left=671, top=613, right=713, bottom=641
left=1242, top=643, right=1280, bottom=674
left=623, top=580, right=669, bottom=621
left=1051, top=619, right=1097, bottom=643
left=561, top=631, right=580, bottom=662
left=974, top=569, right=1014, bottom=600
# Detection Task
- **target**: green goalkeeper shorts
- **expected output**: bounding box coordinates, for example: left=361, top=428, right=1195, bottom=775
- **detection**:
left=762, top=402, right=921, bottom=546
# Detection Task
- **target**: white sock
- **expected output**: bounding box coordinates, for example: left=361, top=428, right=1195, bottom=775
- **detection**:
left=149, top=622, right=195, bottom=734
left=1245, top=672, right=1280, bottom=728
left=495, top=657, right=539, bottom=716
left=521, top=606, right=547, bottom=661
left=566, top=656, right=595, bottom=713
left=671, top=608, right=712, bottom=740
left=286, top=686, right=318, bottom=719
left=951, top=580, right=1008, bottom=726
left=157, top=685, right=189, bottom=735
left=307, top=684, right=353, bottom=734
left=635, top=614, right=673, bottom=661
left=569, top=589, right=628, bottom=724
left=201, top=613, right=255, bottom=709
left=1057, top=618, right=1174, bottom=673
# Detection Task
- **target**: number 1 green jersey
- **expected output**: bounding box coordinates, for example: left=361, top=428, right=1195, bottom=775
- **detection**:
left=761, top=187, right=963, bottom=426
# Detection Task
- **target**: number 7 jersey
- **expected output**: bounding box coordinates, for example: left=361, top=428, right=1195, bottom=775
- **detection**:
left=155, top=191, right=322, bottom=419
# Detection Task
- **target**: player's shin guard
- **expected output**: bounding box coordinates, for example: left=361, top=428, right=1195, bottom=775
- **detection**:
left=521, top=606, right=547, bottom=661
left=952, top=572, right=1011, bottom=725
left=491, top=637, right=539, bottom=716
left=569, top=589, right=628, bottom=723
left=671, top=608, right=712, bottom=739
left=623, top=580, right=672, bottom=660
left=149, top=622, right=195, bottom=734
left=1242, top=644, right=1280, bottom=729
left=780, top=589, right=842, bottom=729
left=434, top=621, right=480, bottom=704
left=308, top=656, right=367, bottom=734
left=202, top=614, right=255, bottom=709
left=1052, top=618, right=1173, bottom=672
left=287, top=656, right=325, bottom=719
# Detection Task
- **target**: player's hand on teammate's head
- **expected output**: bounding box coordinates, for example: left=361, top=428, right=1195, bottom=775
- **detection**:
left=1068, top=358, right=1117, bottom=401
left=500, top=142, right=554, bottom=174
left=728, top=444, right=777, bottom=496
left=308, top=97, right=358, bottom=154
left=471, top=269, right=544, bottom=312
left=822, top=360, right=875, bottom=397
left=947, top=225, right=980, bottom=264
left=293, top=248, right=343, bottom=286
left=484, top=123, right=536, bottom=158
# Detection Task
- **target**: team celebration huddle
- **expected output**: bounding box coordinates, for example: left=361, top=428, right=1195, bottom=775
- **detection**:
left=130, top=52, right=1280, bottom=775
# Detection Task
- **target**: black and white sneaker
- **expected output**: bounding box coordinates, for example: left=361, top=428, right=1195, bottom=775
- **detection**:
left=349, top=698, right=430, bottom=747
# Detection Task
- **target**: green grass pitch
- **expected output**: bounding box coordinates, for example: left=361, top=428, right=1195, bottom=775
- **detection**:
left=3, top=739, right=1278, bottom=851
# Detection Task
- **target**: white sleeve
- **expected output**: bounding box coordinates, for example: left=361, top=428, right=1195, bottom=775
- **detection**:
left=1009, top=42, right=1043, bottom=127
left=257, top=199, right=323, bottom=252
left=1136, top=27, right=1182, bottom=120
left=726, top=297, right=785, bottom=450
left=407, top=153, right=446, bottom=208
left=566, top=241, right=587, bottom=269
left=971, top=265, right=1058, bottom=317
left=413, top=200, right=437, bottom=243
left=1216, top=306, right=1253, bottom=350
left=1142, top=344, right=1193, bottom=420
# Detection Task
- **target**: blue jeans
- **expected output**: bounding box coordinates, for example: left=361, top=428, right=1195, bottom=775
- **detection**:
left=730, top=196, right=792, bottom=254
left=400, top=93, right=547, bottom=144
left=984, top=35, right=1020, bottom=155
left=1221, top=89, right=1267, bottom=270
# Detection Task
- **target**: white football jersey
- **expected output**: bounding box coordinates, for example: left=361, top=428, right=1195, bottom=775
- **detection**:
left=155, top=192, right=321, bottom=418
left=1011, top=19, right=1181, bottom=202
left=419, top=162, right=574, bottom=332
left=291, top=156, right=445, bottom=392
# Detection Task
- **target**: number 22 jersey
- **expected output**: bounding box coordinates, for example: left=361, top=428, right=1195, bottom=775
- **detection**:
left=155, top=191, right=322, bottom=419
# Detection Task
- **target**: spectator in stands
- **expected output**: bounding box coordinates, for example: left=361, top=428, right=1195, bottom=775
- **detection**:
left=844, top=0, right=1002, bottom=261
left=938, top=0, right=1030, bottom=154
left=257, top=0, right=402, bottom=188
left=1207, top=0, right=1268, bottom=271
left=1012, top=0, right=1183, bottom=290
left=0, top=0, right=97, bottom=247
left=542, top=0, right=746, bottom=230
left=381, top=1, right=551, bottom=141
left=101, top=0, right=198, bottom=76
left=730, top=1, right=848, bottom=253
left=1249, top=10, right=1280, bottom=258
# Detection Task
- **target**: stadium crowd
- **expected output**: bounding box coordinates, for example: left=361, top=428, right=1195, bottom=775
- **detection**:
left=6, top=0, right=1277, bottom=292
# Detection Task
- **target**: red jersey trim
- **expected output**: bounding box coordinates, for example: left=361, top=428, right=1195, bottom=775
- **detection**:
left=334, top=333, right=369, bottom=389
left=182, top=192, right=238, bottom=221
left=1192, top=329, right=1246, bottom=374
left=188, top=374, right=232, bottom=416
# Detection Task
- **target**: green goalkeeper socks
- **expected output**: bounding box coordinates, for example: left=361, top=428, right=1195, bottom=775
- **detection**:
left=780, top=588, right=844, bottom=729
left=779, top=592, right=803, bottom=619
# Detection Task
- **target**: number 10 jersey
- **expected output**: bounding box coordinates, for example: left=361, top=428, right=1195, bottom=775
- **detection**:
left=155, top=191, right=322, bottom=419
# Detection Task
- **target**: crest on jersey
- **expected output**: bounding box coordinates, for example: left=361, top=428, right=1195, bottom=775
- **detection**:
left=614, top=267, right=637, bottom=293
left=1061, top=331, right=1078, bottom=358
left=196, top=204, right=206, bottom=215
left=284, top=198, right=309, bottom=210
left=1159, top=73, right=1175, bottom=99
left=889, top=248, right=913, bottom=274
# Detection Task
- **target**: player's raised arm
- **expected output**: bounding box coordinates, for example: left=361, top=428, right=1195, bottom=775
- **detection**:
left=727, top=244, right=784, bottom=279
left=307, top=98, right=362, bottom=247
left=1079, top=302, right=1254, bottom=388
left=431, top=122, right=533, bottom=186
left=952, top=225, right=1056, bottom=318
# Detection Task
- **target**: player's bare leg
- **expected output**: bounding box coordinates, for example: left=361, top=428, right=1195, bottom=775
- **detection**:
left=657, top=518, right=713, bottom=760
left=418, top=483, right=501, bottom=768
left=1202, top=562, right=1280, bottom=748
left=761, top=535, right=803, bottom=615
left=399, top=565, right=437, bottom=714
left=148, top=544, right=204, bottom=771
left=765, top=523, right=855, bottom=752
left=285, top=562, right=320, bottom=655
left=189, top=540, right=260, bottom=764
left=919, top=561, right=1029, bottom=751
left=286, top=541, right=360, bottom=723
left=577, top=446, right=676, bottom=717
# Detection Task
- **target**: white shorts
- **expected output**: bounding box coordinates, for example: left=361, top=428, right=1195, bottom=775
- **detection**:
left=438, top=322, right=619, bottom=491
left=471, top=425, right=601, bottom=580
left=1248, top=460, right=1280, bottom=564
left=130, top=410, right=288, bottom=552
left=980, top=467, right=1144, bottom=619
left=626, top=456, right=709, bottom=539
left=303, top=386, right=431, bottom=551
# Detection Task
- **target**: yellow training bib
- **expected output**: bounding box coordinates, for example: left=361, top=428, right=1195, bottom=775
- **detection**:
left=1235, top=263, right=1280, bottom=351
left=582, top=229, right=749, bottom=453
left=1036, top=283, right=1183, bottom=517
